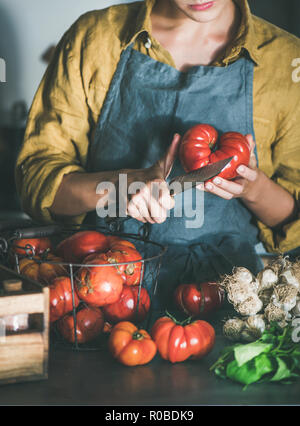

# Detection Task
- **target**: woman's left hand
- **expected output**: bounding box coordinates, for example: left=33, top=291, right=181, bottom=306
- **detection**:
left=201, top=134, right=262, bottom=203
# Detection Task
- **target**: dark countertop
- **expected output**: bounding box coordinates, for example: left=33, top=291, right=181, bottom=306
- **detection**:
left=1, top=314, right=300, bottom=406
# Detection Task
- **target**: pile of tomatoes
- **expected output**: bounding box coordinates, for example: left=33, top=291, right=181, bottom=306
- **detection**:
left=13, top=230, right=150, bottom=345
left=13, top=230, right=224, bottom=367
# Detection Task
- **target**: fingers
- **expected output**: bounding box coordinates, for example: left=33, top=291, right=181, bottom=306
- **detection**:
left=236, top=165, right=258, bottom=181
left=127, top=180, right=173, bottom=224
left=205, top=181, right=237, bottom=200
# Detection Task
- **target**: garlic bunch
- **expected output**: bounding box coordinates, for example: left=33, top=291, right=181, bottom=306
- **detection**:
left=220, top=256, right=300, bottom=343
left=221, top=267, right=262, bottom=316
left=223, top=315, right=266, bottom=343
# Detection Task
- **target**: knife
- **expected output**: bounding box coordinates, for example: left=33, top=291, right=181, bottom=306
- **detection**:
left=104, top=156, right=234, bottom=226
left=168, top=156, right=234, bottom=196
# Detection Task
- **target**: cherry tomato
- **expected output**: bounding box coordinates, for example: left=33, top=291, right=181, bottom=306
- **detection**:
left=108, top=321, right=157, bottom=366
left=151, top=314, right=215, bottom=363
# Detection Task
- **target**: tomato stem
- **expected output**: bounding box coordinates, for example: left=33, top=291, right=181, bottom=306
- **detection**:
left=132, top=331, right=144, bottom=340
left=165, top=310, right=193, bottom=326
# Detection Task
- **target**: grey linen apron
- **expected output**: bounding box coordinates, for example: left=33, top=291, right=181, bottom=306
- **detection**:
left=86, top=41, right=263, bottom=312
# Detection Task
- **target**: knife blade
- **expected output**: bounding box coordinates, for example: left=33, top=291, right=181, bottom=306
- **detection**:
left=169, top=156, right=234, bottom=196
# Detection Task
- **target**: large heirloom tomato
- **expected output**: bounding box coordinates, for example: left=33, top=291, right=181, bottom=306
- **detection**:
left=108, top=246, right=143, bottom=286
left=151, top=314, right=215, bottom=363
left=49, top=276, right=80, bottom=323
left=102, top=285, right=150, bottom=324
left=109, top=321, right=157, bottom=366
left=75, top=257, right=124, bottom=306
left=56, top=231, right=109, bottom=263
left=179, top=124, right=250, bottom=180
left=18, top=253, right=67, bottom=285
left=57, top=306, right=104, bottom=344
left=13, top=237, right=52, bottom=256
left=174, top=282, right=224, bottom=318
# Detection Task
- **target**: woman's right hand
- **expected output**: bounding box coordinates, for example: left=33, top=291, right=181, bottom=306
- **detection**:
left=126, top=133, right=181, bottom=224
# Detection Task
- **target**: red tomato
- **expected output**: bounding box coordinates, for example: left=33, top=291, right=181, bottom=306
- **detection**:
left=75, top=257, right=124, bottom=306
left=109, top=246, right=143, bottom=286
left=49, top=276, right=80, bottom=323
left=109, top=321, right=157, bottom=366
left=179, top=124, right=218, bottom=172
left=179, top=124, right=250, bottom=180
left=151, top=314, right=215, bottom=363
left=56, top=231, right=109, bottom=263
left=102, top=285, right=150, bottom=323
left=57, top=306, right=104, bottom=344
left=13, top=237, right=52, bottom=256
left=174, top=282, right=225, bottom=318
left=109, top=239, right=136, bottom=250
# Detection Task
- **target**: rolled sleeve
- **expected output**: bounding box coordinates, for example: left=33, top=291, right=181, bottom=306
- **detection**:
left=257, top=105, right=300, bottom=253
left=15, top=19, right=92, bottom=224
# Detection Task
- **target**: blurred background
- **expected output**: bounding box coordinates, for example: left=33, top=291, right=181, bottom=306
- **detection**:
left=0, top=0, right=299, bottom=218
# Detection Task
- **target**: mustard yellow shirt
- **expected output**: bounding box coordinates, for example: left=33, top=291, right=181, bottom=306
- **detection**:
left=16, top=0, right=300, bottom=253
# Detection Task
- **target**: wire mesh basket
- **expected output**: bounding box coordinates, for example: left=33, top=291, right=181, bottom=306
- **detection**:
left=3, top=224, right=167, bottom=351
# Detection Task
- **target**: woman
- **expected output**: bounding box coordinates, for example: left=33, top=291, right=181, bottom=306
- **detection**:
left=16, top=0, right=300, bottom=309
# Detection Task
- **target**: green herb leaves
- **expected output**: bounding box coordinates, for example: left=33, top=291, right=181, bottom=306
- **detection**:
left=210, top=323, right=300, bottom=387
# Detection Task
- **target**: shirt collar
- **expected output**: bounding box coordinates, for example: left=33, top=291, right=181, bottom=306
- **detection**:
left=122, top=0, right=260, bottom=65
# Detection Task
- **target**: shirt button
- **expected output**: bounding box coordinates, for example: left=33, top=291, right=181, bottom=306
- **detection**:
left=144, top=38, right=152, bottom=49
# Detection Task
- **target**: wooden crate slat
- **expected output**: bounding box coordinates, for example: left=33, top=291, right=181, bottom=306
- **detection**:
left=0, top=332, right=44, bottom=381
left=0, top=293, right=45, bottom=316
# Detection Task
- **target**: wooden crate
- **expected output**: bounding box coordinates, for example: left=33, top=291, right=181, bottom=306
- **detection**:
left=0, top=265, right=49, bottom=385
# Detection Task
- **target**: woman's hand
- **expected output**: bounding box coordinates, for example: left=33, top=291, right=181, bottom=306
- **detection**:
left=200, top=134, right=297, bottom=228
left=203, top=134, right=262, bottom=203
left=126, top=133, right=181, bottom=224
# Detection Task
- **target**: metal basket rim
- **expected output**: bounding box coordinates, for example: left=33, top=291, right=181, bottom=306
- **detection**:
left=12, top=233, right=168, bottom=267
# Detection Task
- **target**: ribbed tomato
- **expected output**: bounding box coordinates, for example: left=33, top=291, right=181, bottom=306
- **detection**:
left=75, top=257, right=124, bottom=306
left=179, top=124, right=218, bottom=172
left=151, top=314, right=215, bottom=363
left=109, top=321, right=157, bottom=366
left=57, top=306, right=104, bottom=344
left=49, top=276, right=80, bottom=322
left=102, top=285, right=150, bottom=323
left=56, top=231, right=109, bottom=263
left=13, top=237, right=52, bottom=256
left=174, top=282, right=224, bottom=318
left=109, top=246, right=143, bottom=286
left=179, top=124, right=250, bottom=180
left=18, top=253, right=67, bottom=285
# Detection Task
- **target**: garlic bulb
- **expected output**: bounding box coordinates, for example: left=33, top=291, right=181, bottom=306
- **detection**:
left=271, top=284, right=298, bottom=312
left=257, top=267, right=278, bottom=292
left=223, top=318, right=245, bottom=342
left=226, top=281, right=253, bottom=306
left=231, top=267, right=254, bottom=286
left=280, top=266, right=300, bottom=290
left=235, top=294, right=263, bottom=316
left=264, top=303, right=286, bottom=323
